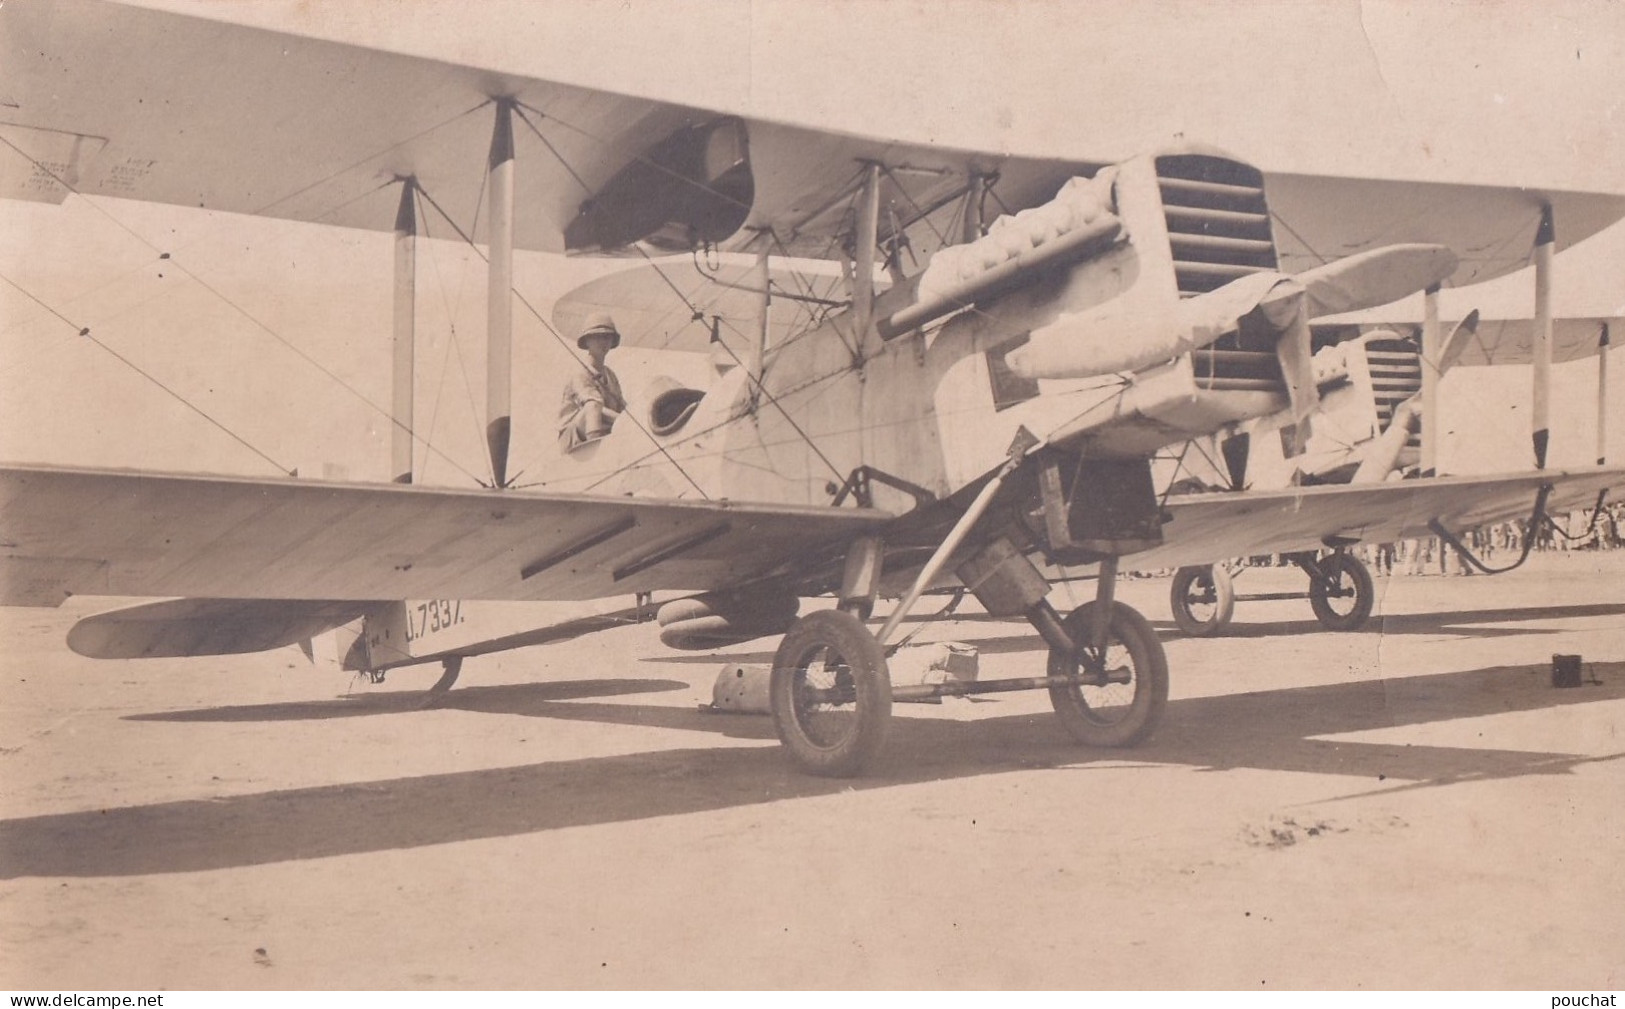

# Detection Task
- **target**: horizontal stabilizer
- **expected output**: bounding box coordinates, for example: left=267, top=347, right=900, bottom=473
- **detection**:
left=67, top=598, right=376, bottom=659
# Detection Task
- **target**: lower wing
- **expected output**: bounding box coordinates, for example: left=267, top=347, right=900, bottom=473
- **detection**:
left=0, top=464, right=890, bottom=607
left=1130, top=466, right=1623, bottom=571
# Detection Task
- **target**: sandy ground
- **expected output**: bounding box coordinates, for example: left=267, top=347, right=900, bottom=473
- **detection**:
left=1, top=551, right=1622, bottom=990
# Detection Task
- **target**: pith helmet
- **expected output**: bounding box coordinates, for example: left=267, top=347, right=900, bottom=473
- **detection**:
left=576, top=312, right=621, bottom=349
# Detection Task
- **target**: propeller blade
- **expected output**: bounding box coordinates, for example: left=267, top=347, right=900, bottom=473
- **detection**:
left=1434, top=308, right=1482, bottom=376
left=1291, top=243, right=1459, bottom=318
left=1272, top=300, right=1318, bottom=457
left=1221, top=433, right=1251, bottom=491
left=1004, top=272, right=1288, bottom=380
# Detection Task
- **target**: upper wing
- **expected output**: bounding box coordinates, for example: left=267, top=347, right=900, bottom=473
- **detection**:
left=3, top=0, right=1621, bottom=284
left=1439, top=317, right=1616, bottom=367
left=1259, top=176, right=1621, bottom=287
left=1125, top=467, right=1624, bottom=571
left=1312, top=317, right=1618, bottom=367
left=0, top=464, right=889, bottom=607
left=0, top=0, right=1093, bottom=262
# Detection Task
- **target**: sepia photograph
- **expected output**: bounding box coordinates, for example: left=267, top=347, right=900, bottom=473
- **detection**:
left=1, top=0, right=1622, bottom=993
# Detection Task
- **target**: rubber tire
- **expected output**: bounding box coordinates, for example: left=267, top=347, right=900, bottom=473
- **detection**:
left=1048, top=600, right=1169, bottom=748
left=1169, top=564, right=1235, bottom=637
left=770, top=609, right=892, bottom=777
left=1308, top=553, right=1375, bottom=632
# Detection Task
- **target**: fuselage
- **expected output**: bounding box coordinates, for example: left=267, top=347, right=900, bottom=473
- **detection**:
left=535, top=149, right=1296, bottom=516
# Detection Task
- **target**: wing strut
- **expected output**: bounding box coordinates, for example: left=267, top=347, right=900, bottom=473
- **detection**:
left=963, top=173, right=988, bottom=243
left=1532, top=204, right=1554, bottom=469
left=853, top=162, right=881, bottom=356
left=1419, top=283, right=1441, bottom=477
left=486, top=99, right=516, bottom=488
left=1598, top=323, right=1611, bottom=465
left=749, top=244, right=770, bottom=405
left=392, top=179, right=417, bottom=484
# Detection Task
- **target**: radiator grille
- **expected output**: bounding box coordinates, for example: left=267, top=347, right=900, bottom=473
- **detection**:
left=1156, top=154, right=1278, bottom=299
left=1365, top=337, right=1423, bottom=448
left=1159, top=155, right=1283, bottom=389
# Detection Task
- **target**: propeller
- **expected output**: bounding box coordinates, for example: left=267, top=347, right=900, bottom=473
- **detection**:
left=1256, top=244, right=1460, bottom=456
left=1292, top=244, right=1460, bottom=319
left=1349, top=310, right=1480, bottom=483
left=1006, top=243, right=1460, bottom=457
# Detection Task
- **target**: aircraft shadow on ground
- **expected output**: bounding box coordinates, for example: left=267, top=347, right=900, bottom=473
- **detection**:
left=5, top=660, right=1621, bottom=878
left=126, top=678, right=690, bottom=724
left=642, top=601, right=1625, bottom=660
left=1163, top=601, right=1625, bottom=640
left=644, top=632, right=1042, bottom=665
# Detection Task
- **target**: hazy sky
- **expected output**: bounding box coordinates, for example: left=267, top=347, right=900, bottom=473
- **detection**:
left=2, top=0, right=1622, bottom=481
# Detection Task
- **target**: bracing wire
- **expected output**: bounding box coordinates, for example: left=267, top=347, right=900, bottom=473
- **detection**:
left=0, top=177, right=397, bottom=348
left=0, top=134, right=488, bottom=486
left=630, top=246, right=850, bottom=485
left=0, top=271, right=294, bottom=475
left=413, top=184, right=492, bottom=485
left=511, top=104, right=593, bottom=196
left=514, top=100, right=752, bottom=215
left=249, top=99, right=495, bottom=219
left=412, top=172, right=714, bottom=498
left=509, top=283, right=713, bottom=498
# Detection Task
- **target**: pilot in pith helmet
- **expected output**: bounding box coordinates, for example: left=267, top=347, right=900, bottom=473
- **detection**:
left=559, top=313, right=626, bottom=452
left=575, top=311, right=622, bottom=350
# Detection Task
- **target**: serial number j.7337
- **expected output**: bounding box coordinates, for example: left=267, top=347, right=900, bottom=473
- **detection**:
left=405, top=599, right=463, bottom=642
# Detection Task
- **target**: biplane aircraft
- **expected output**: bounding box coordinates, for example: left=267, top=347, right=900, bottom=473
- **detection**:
left=1154, top=313, right=1621, bottom=636
left=3, top=0, right=1624, bottom=776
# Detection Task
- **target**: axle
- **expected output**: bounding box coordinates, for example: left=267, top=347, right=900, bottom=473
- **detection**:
left=890, top=668, right=1132, bottom=702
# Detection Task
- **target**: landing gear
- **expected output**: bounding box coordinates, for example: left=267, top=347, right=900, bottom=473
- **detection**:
left=769, top=609, right=892, bottom=777
left=765, top=448, right=1173, bottom=775
left=1047, top=600, right=1168, bottom=747
left=1304, top=551, right=1374, bottom=631
left=1164, top=552, right=1375, bottom=634
left=1169, top=564, right=1235, bottom=637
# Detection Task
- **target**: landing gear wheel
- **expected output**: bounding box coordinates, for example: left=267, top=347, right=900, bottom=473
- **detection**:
left=1169, top=564, right=1234, bottom=637
left=770, top=609, right=892, bottom=777
left=1048, top=601, right=1168, bottom=748
left=1308, top=553, right=1374, bottom=631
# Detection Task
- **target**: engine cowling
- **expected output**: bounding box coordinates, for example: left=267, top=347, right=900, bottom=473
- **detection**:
left=656, top=591, right=799, bottom=650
